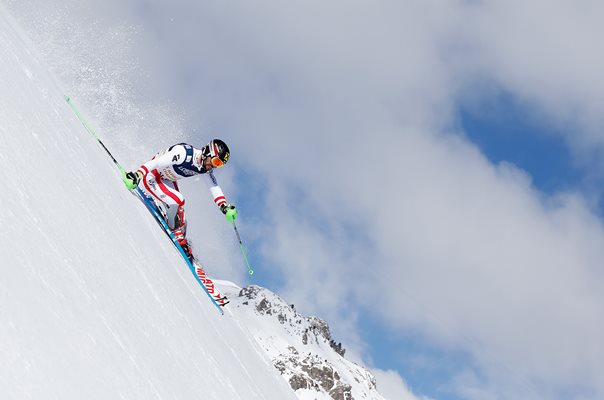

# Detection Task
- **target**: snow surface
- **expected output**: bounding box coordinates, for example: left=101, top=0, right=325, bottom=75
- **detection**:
left=0, top=6, right=298, bottom=399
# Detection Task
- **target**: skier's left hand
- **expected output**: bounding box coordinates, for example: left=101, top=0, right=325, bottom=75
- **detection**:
left=220, top=203, right=237, bottom=223
left=124, top=171, right=142, bottom=190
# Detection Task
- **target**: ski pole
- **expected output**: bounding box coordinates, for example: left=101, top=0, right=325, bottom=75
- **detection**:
left=64, top=95, right=127, bottom=178
left=232, top=221, right=254, bottom=275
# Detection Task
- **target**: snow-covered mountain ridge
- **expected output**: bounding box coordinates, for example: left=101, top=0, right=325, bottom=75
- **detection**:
left=219, top=282, right=386, bottom=400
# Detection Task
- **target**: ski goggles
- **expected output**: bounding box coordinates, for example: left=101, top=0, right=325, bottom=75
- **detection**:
left=209, top=155, right=225, bottom=168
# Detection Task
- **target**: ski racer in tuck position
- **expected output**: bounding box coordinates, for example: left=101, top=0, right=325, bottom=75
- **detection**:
left=124, top=139, right=237, bottom=260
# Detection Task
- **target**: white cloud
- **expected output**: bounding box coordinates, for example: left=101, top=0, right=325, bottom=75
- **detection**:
left=372, top=369, right=429, bottom=400
left=453, top=0, right=604, bottom=166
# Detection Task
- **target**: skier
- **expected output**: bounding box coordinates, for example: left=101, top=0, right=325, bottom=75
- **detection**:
left=124, top=139, right=237, bottom=260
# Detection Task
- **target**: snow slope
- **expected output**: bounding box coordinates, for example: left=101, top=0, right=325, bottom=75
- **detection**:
left=0, top=6, right=297, bottom=399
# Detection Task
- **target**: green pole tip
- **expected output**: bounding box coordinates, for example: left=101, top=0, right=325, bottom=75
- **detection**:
left=248, top=269, right=254, bottom=276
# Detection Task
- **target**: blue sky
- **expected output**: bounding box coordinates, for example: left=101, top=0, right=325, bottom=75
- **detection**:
left=7, top=1, right=604, bottom=399
left=460, top=94, right=582, bottom=197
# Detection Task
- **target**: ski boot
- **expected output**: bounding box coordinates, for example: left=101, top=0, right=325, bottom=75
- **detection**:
left=172, top=227, right=194, bottom=262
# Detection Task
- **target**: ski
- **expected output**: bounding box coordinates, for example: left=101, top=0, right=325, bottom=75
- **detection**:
left=192, top=259, right=229, bottom=306
left=133, top=188, right=228, bottom=313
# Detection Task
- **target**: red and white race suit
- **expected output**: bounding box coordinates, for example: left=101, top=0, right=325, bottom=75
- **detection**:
left=135, top=143, right=228, bottom=230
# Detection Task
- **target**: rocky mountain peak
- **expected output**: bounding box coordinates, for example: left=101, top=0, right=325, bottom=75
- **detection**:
left=226, top=284, right=386, bottom=400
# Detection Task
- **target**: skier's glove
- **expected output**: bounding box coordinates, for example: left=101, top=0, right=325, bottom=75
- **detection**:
left=124, top=171, right=142, bottom=190
left=220, top=203, right=237, bottom=223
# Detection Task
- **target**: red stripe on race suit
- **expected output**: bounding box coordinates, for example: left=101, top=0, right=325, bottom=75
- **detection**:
left=153, top=170, right=184, bottom=206
left=143, top=171, right=163, bottom=204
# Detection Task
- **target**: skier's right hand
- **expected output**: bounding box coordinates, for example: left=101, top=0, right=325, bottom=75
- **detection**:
left=124, top=171, right=142, bottom=190
left=220, top=203, right=237, bottom=223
